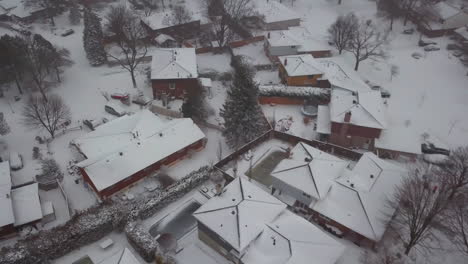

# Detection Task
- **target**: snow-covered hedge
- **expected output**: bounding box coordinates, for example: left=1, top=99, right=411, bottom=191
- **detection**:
left=0, top=201, right=129, bottom=264
left=259, top=85, right=330, bottom=101
left=133, top=166, right=212, bottom=220
left=125, top=223, right=160, bottom=262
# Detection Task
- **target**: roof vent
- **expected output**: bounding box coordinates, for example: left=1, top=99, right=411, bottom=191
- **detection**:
left=352, top=100, right=357, bottom=104
left=119, top=152, right=123, bottom=156
left=305, top=157, right=312, bottom=162
left=370, top=174, right=374, bottom=179
left=247, top=195, right=252, bottom=198
left=231, top=210, right=236, bottom=215
left=232, top=198, right=236, bottom=201
left=351, top=91, right=356, bottom=96
left=350, top=183, right=354, bottom=188
left=137, top=142, right=141, bottom=145
left=159, top=133, right=163, bottom=137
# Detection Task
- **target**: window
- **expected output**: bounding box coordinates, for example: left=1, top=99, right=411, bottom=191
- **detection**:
left=169, top=83, right=176, bottom=90
left=308, top=75, right=315, bottom=79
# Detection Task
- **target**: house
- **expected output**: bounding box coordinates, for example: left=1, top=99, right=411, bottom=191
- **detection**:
left=264, top=27, right=331, bottom=61
left=193, top=176, right=345, bottom=264
left=454, top=25, right=468, bottom=48
left=154, top=33, right=177, bottom=48
left=73, top=110, right=206, bottom=199
left=151, top=48, right=199, bottom=99
left=278, top=54, right=325, bottom=86
left=270, top=144, right=406, bottom=246
left=374, top=126, right=422, bottom=161
left=1, top=161, right=44, bottom=238
left=314, top=58, right=386, bottom=149
left=253, top=0, right=301, bottom=30
left=415, top=1, right=468, bottom=37
left=0, top=161, right=15, bottom=238
left=0, top=0, right=48, bottom=23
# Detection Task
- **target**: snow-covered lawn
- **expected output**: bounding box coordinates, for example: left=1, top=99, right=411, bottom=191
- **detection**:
left=197, top=52, right=233, bottom=74
left=232, top=42, right=271, bottom=65
left=254, top=69, right=281, bottom=84
left=262, top=104, right=318, bottom=140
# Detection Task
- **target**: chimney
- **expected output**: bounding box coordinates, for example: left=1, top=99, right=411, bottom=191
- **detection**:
left=284, top=58, right=287, bottom=65
left=344, top=111, right=352, bottom=123
left=267, top=32, right=270, bottom=39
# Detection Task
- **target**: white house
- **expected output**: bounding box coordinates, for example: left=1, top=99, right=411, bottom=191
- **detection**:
left=270, top=143, right=407, bottom=245
left=416, top=1, right=468, bottom=37
left=264, top=27, right=331, bottom=59
left=253, top=0, right=301, bottom=30
left=193, top=176, right=345, bottom=264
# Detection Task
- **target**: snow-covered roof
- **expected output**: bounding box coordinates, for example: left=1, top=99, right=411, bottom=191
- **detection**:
left=41, top=201, right=54, bottom=217
left=0, top=0, right=43, bottom=18
left=316, top=57, right=370, bottom=92
left=151, top=48, right=198, bottom=80
left=278, top=54, right=324, bottom=77
left=154, top=33, right=175, bottom=44
left=242, top=210, right=345, bottom=264
left=198, top=77, right=212, bottom=88
left=312, top=152, right=407, bottom=241
left=254, top=0, right=300, bottom=24
left=375, top=126, right=422, bottom=155
left=266, top=27, right=329, bottom=52
left=194, top=177, right=286, bottom=253
left=330, top=89, right=386, bottom=129
left=0, top=161, right=14, bottom=227
left=431, top=2, right=461, bottom=20
left=272, top=143, right=349, bottom=201
left=100, top=248, right=142, bottom=264
left=11, top=182, right=43, bottom=226
left=316, top=105, right=331, bottom=134
left=74, top=110, right=205, bottom=192
left=455, top=26, right=468, bottom=40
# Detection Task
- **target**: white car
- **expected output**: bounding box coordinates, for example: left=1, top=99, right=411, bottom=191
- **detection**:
left=104, top=103, right=127, bottom=117
left=9, top=152, right=23, bottom=170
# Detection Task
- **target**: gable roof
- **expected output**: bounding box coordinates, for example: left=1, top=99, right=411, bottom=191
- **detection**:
left=74, top=110, right=205, bottom=192
left=316, top=57, right=370, bottom=92
left=330, top=89, right=386, bottom=129
left=11, top=182, right=43, bottom=226
left=254, top=0, right=300, bottom=24
left=241, top=210, right=345, bottom=264
left=151, top=48, right=198, bottom=80
left=278, top=54, right=324, bottom=76
left=0, top=161, right=14, bottom=227
left=272, top=143, right=349, bottom=201
left=194, top=177, right=286, bottom=252
left=266, top=27, right=329, bottom=52
left=430, top=2, right=461, bottom=20
left=312, top=152, right=406, bottom=241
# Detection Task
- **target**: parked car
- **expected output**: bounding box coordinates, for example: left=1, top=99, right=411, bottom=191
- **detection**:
left=110, top=93, right=130, bottom=100
left=452, top=50, right=464, bottom=57
left=412, top=52, right=423, bottom=59
left=418, top=39, right=437, bottom=47
left=132, top=95, right=152, bottom=106
left=446, top=43, right=461, bottom=50
left=424, top=44, right=440, bottom=52
left=104, top=103, right=126, bottom=117
left=9, top=152, right=23, bottom=170
left=61, top=29, right=74, bottom=37
left=83, top=118, right=108, bottom=130
left=403, top=28, right=414, bottom=34
left=380, top=88, right=391, bottom=98
left=421, top=143, right=450, bottom=156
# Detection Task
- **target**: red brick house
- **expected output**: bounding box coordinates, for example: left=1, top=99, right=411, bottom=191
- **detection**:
left=73, top=110, right=206, bottom=199
left=151, top=48, right=199, bottom=99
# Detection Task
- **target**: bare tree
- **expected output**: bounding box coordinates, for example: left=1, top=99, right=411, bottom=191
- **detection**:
left=328, top=13, right=358, bottom=55
left=361, top=246, right=405, bottom=264
left=208, top=0, right=252, bottom=48
left=444, top=194, right=468, bottom=255
left=378, top=0, right=400, bottom=31
left=435, top=146, right=468, bottom=200
left=22, top=94, right=71, bottom=139
left=25, top=35, right=50, bottom=101
left=388, top=163, right=449, bottom=255
left=106, top=5, right=148, bottom=88
left=171, top=5, right=192, bottom=25
left=347, top=19, right=387, bottom=71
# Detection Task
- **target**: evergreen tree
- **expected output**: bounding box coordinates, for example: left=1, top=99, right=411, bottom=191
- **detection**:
left=39, top=158, right=64, bottom=181
left=83, top=8, right=107, bottom=66
left=181, top=84, right=207, bottom=121
left=69, top=4, right=81, bottom=25
left=220, top=57, right=268, bottom=149
left=0, top=35, right=29, bottom=94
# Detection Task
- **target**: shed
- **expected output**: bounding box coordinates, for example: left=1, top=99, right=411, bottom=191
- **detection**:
left=41, top=201, right=55, bottom=224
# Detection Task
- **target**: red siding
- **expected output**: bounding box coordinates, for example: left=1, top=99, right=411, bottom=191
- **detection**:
left=0, top=224, right=16, bottom=238
left=152, top=78, right=199, bottom=99
left=82, top=138, right=206, bottom=199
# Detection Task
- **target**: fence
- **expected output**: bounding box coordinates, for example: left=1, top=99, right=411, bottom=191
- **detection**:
left=150, top=104, right=183, bottom=118
left=214, top=129, right=363, bottom=175
left=258, top=96, right=306, bottom=105
left=57, top=180, right=72, bottom=218
left=107, top=55, right=152, bottom=67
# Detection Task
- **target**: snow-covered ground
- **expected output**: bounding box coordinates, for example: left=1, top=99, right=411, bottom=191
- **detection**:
left=233, top=42, right=271, bottom=65
left=262, top=104, right=318, bottom=140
